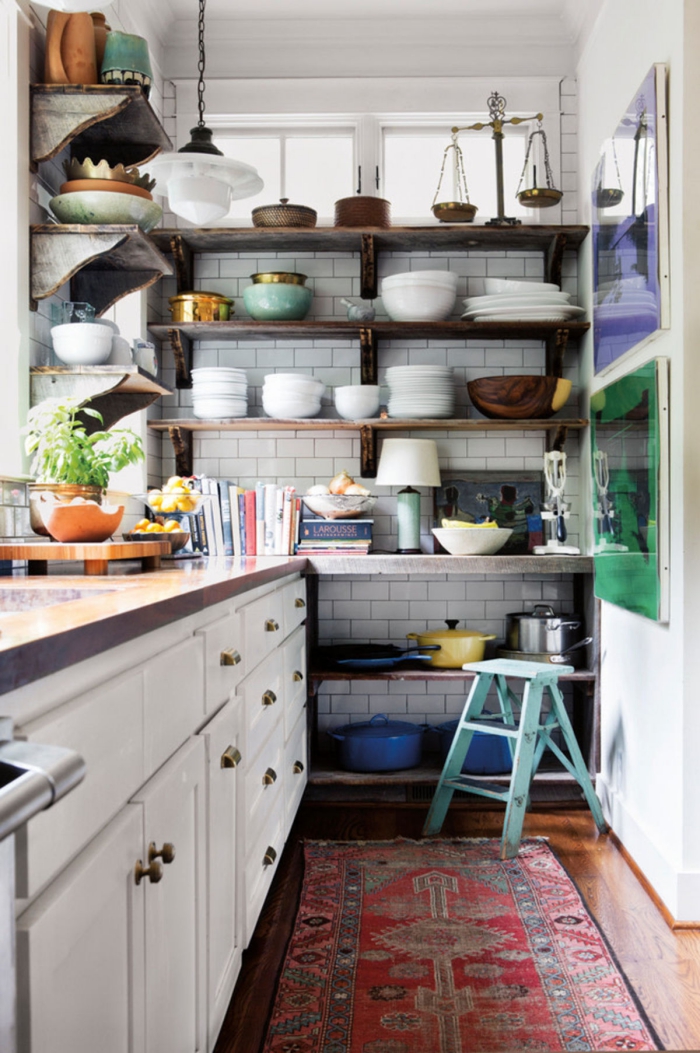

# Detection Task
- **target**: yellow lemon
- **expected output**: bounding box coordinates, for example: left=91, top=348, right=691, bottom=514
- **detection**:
left=145, top=522, right=164, bottom=532
left=134, top=518, right=151, bottom=532
left=149, top=493, right=163, bottom=510
left=163, top=520, right=182, bottom=532
left=160, top=495, right=179, bottom=513
left=176, top=495, right=196, bottom=512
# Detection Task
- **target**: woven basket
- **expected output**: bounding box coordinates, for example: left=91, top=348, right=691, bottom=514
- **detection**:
left=334, top=196, right=391, bottom=228
left=252, top=198, right=317, bottom=228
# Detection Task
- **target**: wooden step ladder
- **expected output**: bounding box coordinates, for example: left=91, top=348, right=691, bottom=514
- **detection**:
left=422, top=658, right=609, bottom=858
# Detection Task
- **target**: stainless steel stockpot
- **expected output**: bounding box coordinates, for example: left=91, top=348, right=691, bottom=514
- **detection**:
left=505, top=604, right=584, bottom=654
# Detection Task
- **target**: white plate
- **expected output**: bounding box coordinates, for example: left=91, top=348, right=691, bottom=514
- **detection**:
left=385, top=366, right=453, bottom=375
left=461, top=304, right=586, bottom=320
left=463, top=292, right=572, bottom=309
left=483, top=278, right=561, bottom=295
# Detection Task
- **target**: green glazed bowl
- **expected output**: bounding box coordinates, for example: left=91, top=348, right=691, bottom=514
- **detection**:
left=49, top=191, right=163, bottom=233
left=243, top=281, right=313, bottom=320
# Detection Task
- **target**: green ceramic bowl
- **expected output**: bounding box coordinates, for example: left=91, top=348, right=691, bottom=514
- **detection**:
left=243, top=281, right=313, bottom=320
left=48, top=191, right=163, bottom=233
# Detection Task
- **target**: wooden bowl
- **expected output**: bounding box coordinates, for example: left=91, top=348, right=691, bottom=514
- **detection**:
left=42, top=501, right=124, bottom=543
left=467, top=375, right=572, bottom=420
left=123, top=530, right=190, bottom=552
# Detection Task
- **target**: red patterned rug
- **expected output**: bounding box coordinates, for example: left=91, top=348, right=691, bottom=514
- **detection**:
left=262, top=838, right=660, bottom=1053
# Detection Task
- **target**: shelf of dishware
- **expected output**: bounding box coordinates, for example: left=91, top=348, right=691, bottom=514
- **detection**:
left=149, top=416, right=588, bottom=477
left=148, top=319, right=590, bottom=342
left=30, top=83, right=173, bottom=169
left=30, top=223, right=173, bottom=314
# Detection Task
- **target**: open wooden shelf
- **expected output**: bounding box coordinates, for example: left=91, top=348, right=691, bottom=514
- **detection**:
left=31, top=224, right=173, bottom=314
left=32, top=365, right=172, bottom=431
left=309, top=664, right=596, bottom=684
left=31, top=84, right=172, bottom=168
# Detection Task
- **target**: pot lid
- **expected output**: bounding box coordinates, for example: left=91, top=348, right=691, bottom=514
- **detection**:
left=411, top=620, right=485, bottom=639
left=332, top=715, right=424, bottom=738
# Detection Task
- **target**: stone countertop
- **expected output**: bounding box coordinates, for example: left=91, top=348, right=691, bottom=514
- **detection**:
left=0, top=556, right=306, bottom=695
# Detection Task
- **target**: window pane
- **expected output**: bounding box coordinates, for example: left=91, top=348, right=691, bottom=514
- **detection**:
left=383, top=131, right=528, bottom=222
left=213, top=137, right=281, bottom=219
left=285, top=137, right=354, bottom=218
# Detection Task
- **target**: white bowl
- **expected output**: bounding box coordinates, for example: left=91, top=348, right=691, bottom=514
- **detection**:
left=192, top=397, right=248, bottom=419
left=263, top=373, right=326, bottom=397
left=382, top=269, right=458, bottom=289
left=334, top=385, right=381, bottom=420
left=483, top=278, right=561, bottom=295
left=192, top=381, right=248, bottom=397
left=51, top=322, right=113, bottom=365
left=432, top=526, right=513, bottom=555
left=262, top=394, right=322, bottom=418
left=381, top=282, right=457, bottom=322
left=303, top=493, right=377, bottom=519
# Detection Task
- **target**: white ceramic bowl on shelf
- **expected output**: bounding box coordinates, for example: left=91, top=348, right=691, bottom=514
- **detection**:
left=334, top=385, right=381, bottom=419
left=51, top=322, right=113, bottom=365
left=432, top=526, right=513, bottom=555
left=382, top=269, right=458, bottom=290
left=263, top=373, right=325, bottom=398
left=303, top=493, right=377, bottom=519
left=483, top=278, right=561, bottom=295
left=262, top=392, right=322, bottom=418
left=381, top=280, right=457, bottom=322
left=193, top=396, right=248, bottom=419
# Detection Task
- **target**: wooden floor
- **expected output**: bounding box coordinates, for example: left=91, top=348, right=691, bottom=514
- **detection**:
left=214, top=798, right=700, bottom=1053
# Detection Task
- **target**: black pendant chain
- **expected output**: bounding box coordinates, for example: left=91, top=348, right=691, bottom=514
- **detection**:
left=197, top=0, right=207, bottom=128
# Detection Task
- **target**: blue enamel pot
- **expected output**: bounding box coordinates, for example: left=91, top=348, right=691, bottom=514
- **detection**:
left=328, top=714, right=426, bottom=772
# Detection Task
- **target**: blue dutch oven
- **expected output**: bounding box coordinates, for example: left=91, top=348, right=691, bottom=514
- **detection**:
left=434, top=719, right=513, bottom=775
left=328, top=714, right=426, bottom=772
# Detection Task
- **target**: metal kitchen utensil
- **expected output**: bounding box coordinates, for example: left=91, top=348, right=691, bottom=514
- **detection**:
left=505, top=604, right=584, bottom=654
left=532, top=450, right=580, bottom=555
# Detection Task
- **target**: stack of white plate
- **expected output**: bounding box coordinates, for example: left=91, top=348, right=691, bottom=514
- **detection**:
left=191, top=367, right=248, bottom=419
left=262, top=373, right=326, bottom=418
left=385, top=365, right=455, bottom=419
left=462, top=278, right=585, bottom=323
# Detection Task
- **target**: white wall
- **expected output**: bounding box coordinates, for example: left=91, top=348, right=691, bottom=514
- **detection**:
left=577, top=0, right=699, bottom=920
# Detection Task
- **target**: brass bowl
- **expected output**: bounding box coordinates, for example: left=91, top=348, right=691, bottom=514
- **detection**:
left=517, top=187, right=563, bottom=208
left=595, top=187, right=624, bottom=209
left=432, top=201, right=478, bottom=223
left=252, top=198, right=317, bottom=228
left=168, top=292, right=234, bottom=323
left=63, top=157, right=156, bottom=192
left=250, top=272, right=307, bottom=286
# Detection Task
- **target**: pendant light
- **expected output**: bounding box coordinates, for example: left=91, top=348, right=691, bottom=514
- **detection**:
left=148, top=0, right=263, bottom=225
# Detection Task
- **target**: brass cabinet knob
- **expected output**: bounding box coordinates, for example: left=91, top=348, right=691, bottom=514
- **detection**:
left=221, top=745, right=242, bottom=769
left=149, top=841, right=176, bottom=865
left=134, top=859, right=163, bottom=885
left=292, top=760, right=305, bottom=775
left=220, top=648, right=242, bottom=667
left=263, top=846, right=277, bottom=867
left=262, top=767, right=277, bottom=786
left=292, top=670, right=304, bottom=682
left=262, top=690, right=277, bottom=707
left=265, top=619, right=279, bottom=632
left=294, top=597, right=306, bottom=609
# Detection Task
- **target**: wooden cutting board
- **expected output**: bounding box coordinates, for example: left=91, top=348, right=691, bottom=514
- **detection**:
left=0, top=540, right=171, bottom=575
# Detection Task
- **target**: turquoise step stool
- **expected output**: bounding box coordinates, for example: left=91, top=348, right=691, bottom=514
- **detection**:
left=423, top=658, right=609, bottom=858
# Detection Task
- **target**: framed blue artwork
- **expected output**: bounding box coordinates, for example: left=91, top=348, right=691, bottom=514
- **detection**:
left=592, top=64, right=669, bottom=375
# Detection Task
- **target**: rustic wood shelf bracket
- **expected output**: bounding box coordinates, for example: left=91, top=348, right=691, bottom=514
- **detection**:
left=547, top=424, right=569, bottom=452
left=30, top=84, right=173, bottom=170
left=360, top=424, right=377, bottom=477
left=546, top=328, right=570, bottom=377
left=169, top=425, right=194, bottom=477
left=359, top=327, right=377, bottom=384
left=545, top=233, right=568, bottom=287
left=31, top=367, right=172, bottom=432
left=360, top=234, right=377, bottom=299
left=168, top=328, right=193, bottom=388
left=170, top=234, right=194, bottom=293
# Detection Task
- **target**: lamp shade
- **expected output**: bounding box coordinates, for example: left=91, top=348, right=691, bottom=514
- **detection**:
left=375, top=439, right=441, bottom=488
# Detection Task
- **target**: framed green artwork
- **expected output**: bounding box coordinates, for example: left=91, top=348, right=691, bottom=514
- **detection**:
left=590, top=357, right=669, bottom=621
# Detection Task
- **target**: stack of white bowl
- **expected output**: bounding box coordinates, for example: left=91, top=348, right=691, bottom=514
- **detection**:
left=385, top=365, right=455, bottom=418
left=381, top=270, right=459, bottom=322
left=191, top=367, right=248, bottom=419
left=262, top=373, right=326, bottom=418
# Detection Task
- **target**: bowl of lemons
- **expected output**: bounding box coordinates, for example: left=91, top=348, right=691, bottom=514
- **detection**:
left=132, top=476, right=210, bottom=516
left=432, top=519, right=513, bottom=556
left=123, top=516, right=191, bottom=552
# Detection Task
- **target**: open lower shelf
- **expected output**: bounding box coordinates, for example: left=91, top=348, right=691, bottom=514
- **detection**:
left=309, top=665, right=596, bottom=684
left=149, top=416, right=587, bottom=477
left=149, top=319, right=590, bottom=342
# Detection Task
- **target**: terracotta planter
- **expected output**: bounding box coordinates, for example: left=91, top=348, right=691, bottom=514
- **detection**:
left=29, top=483, right=103, bottom=537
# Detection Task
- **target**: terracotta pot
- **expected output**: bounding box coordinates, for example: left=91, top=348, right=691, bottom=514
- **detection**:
left=59, top=179, right=153, bottom=200
left=29, top=483, right=103, bottom=537
left=45, top=12, right=98, bottom=86
left=91, top=12, right=111, bottom=69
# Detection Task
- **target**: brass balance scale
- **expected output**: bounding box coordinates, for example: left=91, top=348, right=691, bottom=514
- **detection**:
left=432, top=91, right=563, bottom=226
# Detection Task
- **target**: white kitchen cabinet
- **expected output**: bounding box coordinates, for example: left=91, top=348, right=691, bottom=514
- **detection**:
left=198, top=698, right=243, bottom=1049
left=195, top=605, right=244, bottom=714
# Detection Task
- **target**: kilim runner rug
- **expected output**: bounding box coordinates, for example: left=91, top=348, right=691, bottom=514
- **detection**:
left=262, top=838, right=661, bottom=1053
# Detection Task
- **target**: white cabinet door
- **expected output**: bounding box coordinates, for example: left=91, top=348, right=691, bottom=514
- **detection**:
left=196, top=608, right=244, bottom=715
left=133, top=737, right=207, bottom=1053
left=16, top=807, right=146, bottom=1053
left=198, top=699, right=243, bottom=1050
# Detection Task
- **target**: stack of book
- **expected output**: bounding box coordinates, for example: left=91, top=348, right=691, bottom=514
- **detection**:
left=295, top=517, right=373, bottom=555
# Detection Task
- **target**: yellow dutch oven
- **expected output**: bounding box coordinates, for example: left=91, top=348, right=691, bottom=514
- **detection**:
left=406, top=620, right=496, bottom=668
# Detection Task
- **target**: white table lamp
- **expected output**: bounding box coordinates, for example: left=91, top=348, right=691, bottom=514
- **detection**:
left=376, top=439, right=441, bottom=553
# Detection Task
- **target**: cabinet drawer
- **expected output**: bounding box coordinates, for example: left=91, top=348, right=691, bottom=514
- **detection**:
left=15, top=671, right=146, bottom=901
left=240, top=590, right=285, bottom=667
left=283, top=624, right=307, bottom=742
left=281, top=576, right=307, bottom=637
left=283, top=713, right=308, bottom=838
left=242, top=720, right=283, bottom=846
left=237, top=649, right=284, bottom=764
left=195, top=607, right=244, bottom=713
left=243, top=794, right=284, bottom=946
left=143, top=634, right=205, bottom=775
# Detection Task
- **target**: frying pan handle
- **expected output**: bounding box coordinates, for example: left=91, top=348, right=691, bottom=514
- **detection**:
left=550, top=636, right=593, bottom=662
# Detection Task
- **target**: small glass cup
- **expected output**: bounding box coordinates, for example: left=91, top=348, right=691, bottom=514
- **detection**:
left=51, top=302, right=96, bottom=325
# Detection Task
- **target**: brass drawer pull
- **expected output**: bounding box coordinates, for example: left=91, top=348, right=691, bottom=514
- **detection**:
left=263, top=846, right=277, bottom=867
left=134, top=859, right=163, bottom=885
left=221, top=745, right=242, bottom=769
left=292, top=669, right=304, bottom=682
left=149, top=841, right=175, bottom=865
left=220, top=648, right=241, bottom=666
left=293, top=760, right=305, bottom=775
left=265, top=619, right=279, bottom=632
left=262, top=690, right=277, bottom=707
left=262, top=767, right=277, bottom=786
left=294, top=597, right=306, bottom=609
